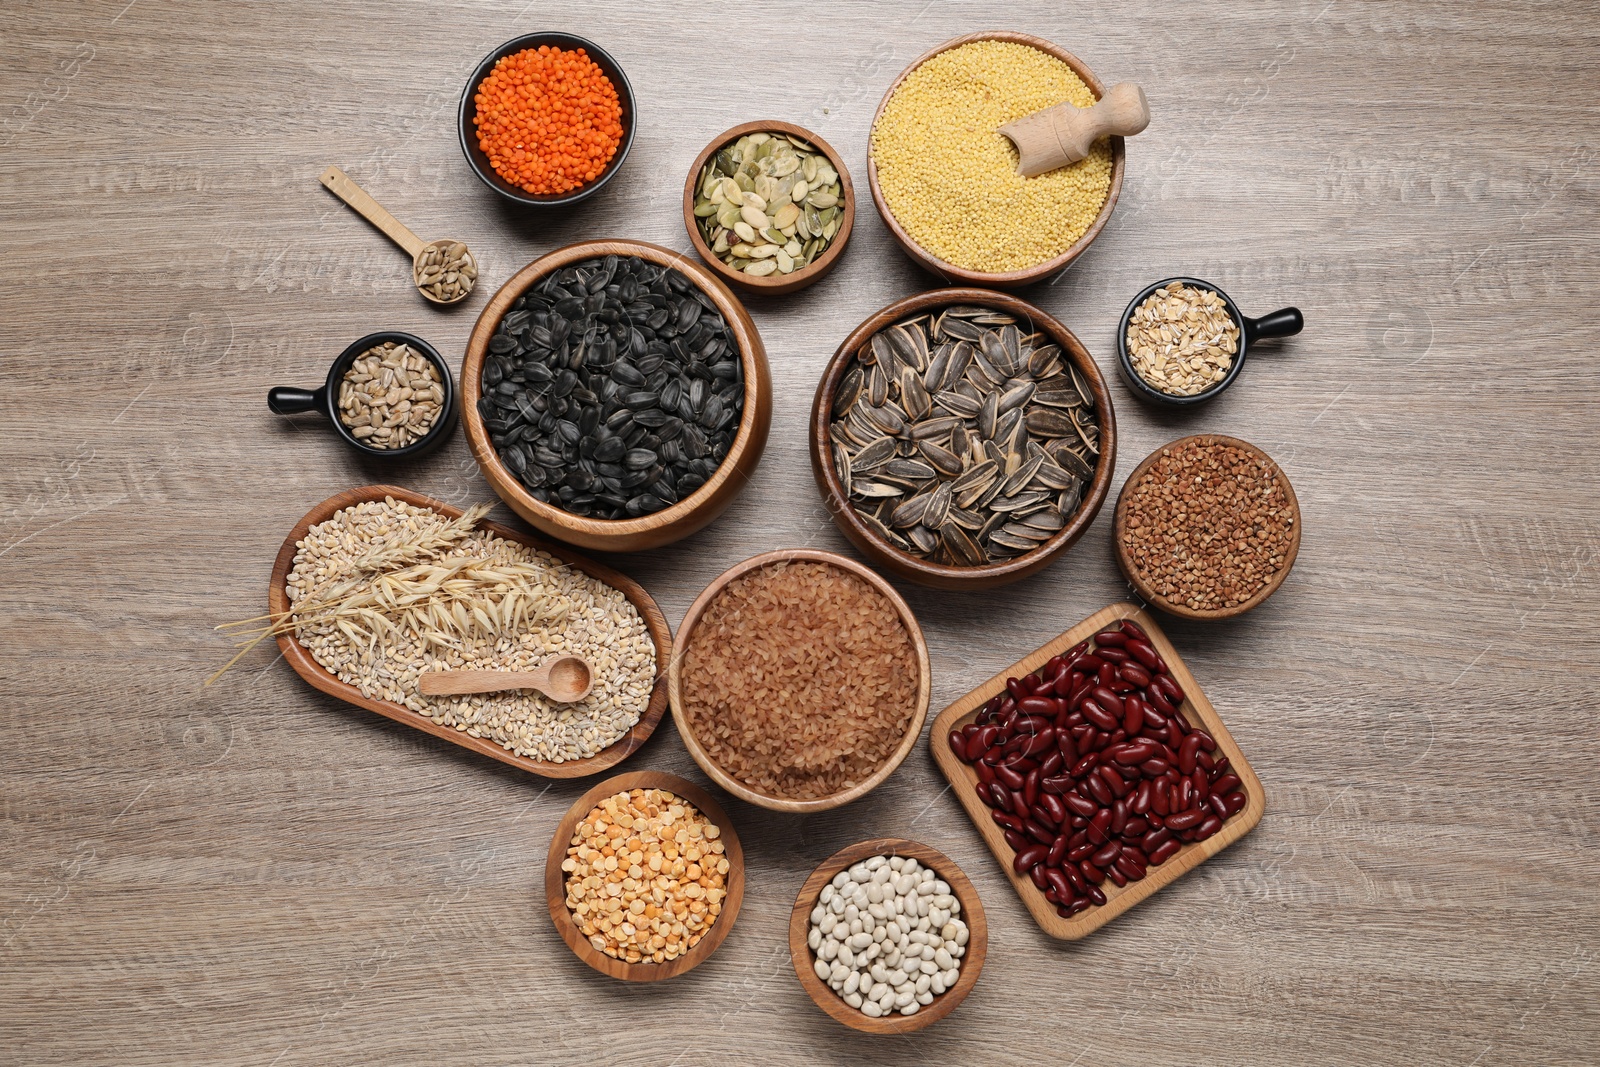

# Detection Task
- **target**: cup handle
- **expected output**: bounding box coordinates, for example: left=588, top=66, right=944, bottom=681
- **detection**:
left=268, top=385, right=324, bottom=416
left=1242, top=307, right=1303, bottom=346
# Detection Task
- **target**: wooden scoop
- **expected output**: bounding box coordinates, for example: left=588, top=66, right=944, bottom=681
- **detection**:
left=319, top=165, right=477, bottom=305
left=419, top=655, right=594, bottom=703
left=998, top=82, right=1150, bottom=177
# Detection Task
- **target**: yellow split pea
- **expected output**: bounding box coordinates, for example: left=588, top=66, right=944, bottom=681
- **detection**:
left=561, top=787, right=729, bottom=964
left=871, top=40, right=1113, bottom=273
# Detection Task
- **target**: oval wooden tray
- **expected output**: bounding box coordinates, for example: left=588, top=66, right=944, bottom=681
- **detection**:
left=544, top=771, right=745, bottom=981
left=266, top=484, right=672, bottom=778
left=788, top=837, right=986, bottom=1033
left=927, top=602, right=1265, bottom=939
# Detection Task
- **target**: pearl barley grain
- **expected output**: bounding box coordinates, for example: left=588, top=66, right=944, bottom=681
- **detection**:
left=807, top=855, right=967, bottom=1018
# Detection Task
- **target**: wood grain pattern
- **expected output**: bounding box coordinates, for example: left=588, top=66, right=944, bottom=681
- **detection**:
left=809, top=287, right=1117, bottom=588
left=2, top=2, right=1598, bottom=1064
left=1113, top=435, right=1303, bottom=619
left=667, top=549, right=932, bottom=811
left=787, top=837, right=987, bottom=1033
left=266, top=485, right=672, bottom=778
left=543, top=771, right=745, bottom=981
left=866, top=31, right=1126, bottom=288
left=460, top=238, right=773, bottom=551
left=681, top=120, right=856, bottom=295
left=928, top=602, right=1265, bottom=938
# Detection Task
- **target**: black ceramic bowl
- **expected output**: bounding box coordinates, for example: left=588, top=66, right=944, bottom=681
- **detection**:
left=1116, top=276, right=1303, bottom=407
left=268, top=331, right=457, bottom=459
left=458, top=32, right=636, bottom=209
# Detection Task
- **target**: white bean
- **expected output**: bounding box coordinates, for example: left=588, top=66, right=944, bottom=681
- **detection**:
left=843, top=971, right=859, bottom=995
left=865, top=855, right=886, bottom=871
left=845, top=991, right=863, bottom=1009
left=862, top=1001, right=882, bottom=1018
left=916, top=990, right=934, bottom=1006
left=813, top=959, right=830, bottom=981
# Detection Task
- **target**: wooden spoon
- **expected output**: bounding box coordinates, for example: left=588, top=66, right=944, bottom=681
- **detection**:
left=419, top=655, right=594, bottom=703
left=998, top=82, right=1150, bottom=177
left=318, top=165, right=478, bottom=305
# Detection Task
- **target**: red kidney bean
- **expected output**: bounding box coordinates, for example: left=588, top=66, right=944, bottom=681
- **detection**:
left=1096, top=645, right=1130, bottom=664
left=1006, top=677, right=1032, bottom=701
left=1118, top=662, right=1151, bottom=688
left=1145, top=687, right=1176, bottom=716
left=1091, top=729, right=1114, bottom=753
left=1195, top=748, right=1214, bottom=772
left=1178, top=733, right=1203, bottom=775
left=1115, top=852, right=1146, bottom=880
left=1122, top=816, right=1148, bottom=838
left=1047, top=833, right=1069, bottom=866
left=1075, top=653, right=1105, bottom=674
left=1124, top=637, right=1159, bottom=670
left=1012, top=713, right=1050, bottom=734
left=1080, top=699, right=1119, bottom=732
left=1053, top=670, right=1079, bottom=697
left=1219, top=790, right=1247, bottom=817
left=1091, top=841, right=1121, bottom=868
left=1150, top=672, right=1183, bottom=703
left=1085, top=773, right=1113, bottom=806
left=1098, top=765, right=1130, bottom=798
left=1141, top=758, right=1173, bottom=777
left=1088, top=808, right=1113, bottom=843
left=1066, top=841, right=1097, bottom=863
left=1110, top=797, right=1130, bottom=835
left=1002, top=828, right=1028, bottom=851
left=1096, top=662, right=1116, bottom=687
left=1079, top=859, right=1104, bottom=884
left=974, top=724, right=999, bottom=753
left=1039, top=749, right=1064, bottom=776
left=1023, top=768, right=1040, bottom=808
left=1013, top=844, right=1048, bottom=873
left=1039, top=793, right=1068, bottom=826
left=1105, top=864, right=1127, bottom=888
left=994, top=764, right=1024, bottom=791
left=1141, top=826, right=1171, bottom=852
left=1063, top=864, right=1088, bottom=895
left=1151, top=779, right=1170, bottom=816
left=1175, top=778, right=1195, bottom=811
left=1142, top=705, right=1168, bottom=732
left=1193, top=814, right=1223, bottom=840
left=1212, top=755, right=1230, bottom=775
left=1044, top=867, right=1073, bottom=901
left=1017, top=697, right=1057, bottom=719
left=1119, top=738, right=1160, bottom=763
left=1085, top=882, right=1107, bottom=906
left=974, top=761, right=995, bottom=788
left=1001, top=754, right=1037, bottom=775
left=1063, top=792, right=1098, bottom=818
left=1024, top=819, right=1054, bottom=845
left=1165, top=807, right=1204, bottom=831
left=1010, top=791, right=1031, bottom=819
left=1146, top=839, right=1180, bottom=865
left=1190, top=768, right=1209, bottom=798
left=1020, top=730, right=1055, bottom=757
left=1095, top=629, right=1128, bottom=647
left=981, top=747, right=1006, bottom=766
left=1212, top=772, right=1242, bottom=796
left=991, top=808, right=1023, bottom=831
left=1067, top=750, right=1099, bottom=776
left=1029, top=862, right=1050, bottom=890
left=1130, top=780, right=1153, bottom=814
left=1062, top=897, right=1092, bottom=918
left=1091, top=685, right=1124, bottom=713
left=984, top=782, right=1009, bottom=810
left=1042, top=774, right=1074, bottom=796
left=948, top=730, right=969, bottom=761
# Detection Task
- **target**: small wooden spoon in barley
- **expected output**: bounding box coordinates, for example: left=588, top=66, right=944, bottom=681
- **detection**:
left=419, top=655, right=594, bottom=703
left=319, top=165, right=478, bottom=305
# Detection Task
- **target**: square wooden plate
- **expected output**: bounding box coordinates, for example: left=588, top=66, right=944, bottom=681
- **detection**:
left=928, top=602, right=1266, bottom=939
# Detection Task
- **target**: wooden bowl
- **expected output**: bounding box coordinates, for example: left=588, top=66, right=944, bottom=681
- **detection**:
left=928, top=602, right=1266, bottom=940
left=544, top=771, right=745, bottom=981
left=266, top=485, right=671, bottom=779
left=788, top=838, right=987, bottom=1033
left=867, top=31, right=1126, bottom=289
left=1114, top=434, right=1302, bottom=619
left=809, top=287, right=1117, bottom=590
left=667, top=550, right=932, bottom=812
left=461, top=239, right=772, bottom=553
left=682, top=120, right=856, bottom=297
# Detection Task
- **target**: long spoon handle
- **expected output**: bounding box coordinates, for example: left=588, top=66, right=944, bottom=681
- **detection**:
left=319, top=165, right=425, bottom=258
left=419, top=669, right=552, bottom=697
left=999, top=83, right=1150, bottom=177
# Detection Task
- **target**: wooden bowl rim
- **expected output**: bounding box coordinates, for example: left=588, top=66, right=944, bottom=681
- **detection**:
left=461, top=239, right=768, bottom=545
left=667, top=549, right=932, bottom=813
left=681, top=119, right=856, bottom=294
left=787, top=837, right=987, bottom=1033
left=544, top=770, right=745, bottom=981
left=866, top=30, right=1125, bottom=287
left=1113, top=434, right=1302, bottom=619
left=927, top=602, right=1267, bottom=939
left=809, top=286, right=1117, bottom=586
left=264, top=484, right=673, bottom=779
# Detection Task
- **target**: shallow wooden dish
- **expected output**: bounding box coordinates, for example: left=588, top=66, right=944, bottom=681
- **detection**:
left=788, top=838, right=986, bottom=1033
left=667, top=549, right=932, bottom=812
left=544, top=771, right=745, bottom=981
left=867, top=31, right=1125, bottom=289
left=928, top=602, right=1265, bottom=939
left=266, top=485, right=672, bottom=779
left=461, top=239, right=773, bottom=553
left=682, top=120, right=855, bottom=297
left=1114, top=434, right=1302, bottom=620
left=809, top=287, right=1117, bottom=590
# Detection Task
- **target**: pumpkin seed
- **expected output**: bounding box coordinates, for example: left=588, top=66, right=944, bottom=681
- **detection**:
left=693, top=131, right=846, bottom=278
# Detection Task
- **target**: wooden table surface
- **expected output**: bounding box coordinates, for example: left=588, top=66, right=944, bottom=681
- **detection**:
left=3, top=2, right=1596, bottom=1064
